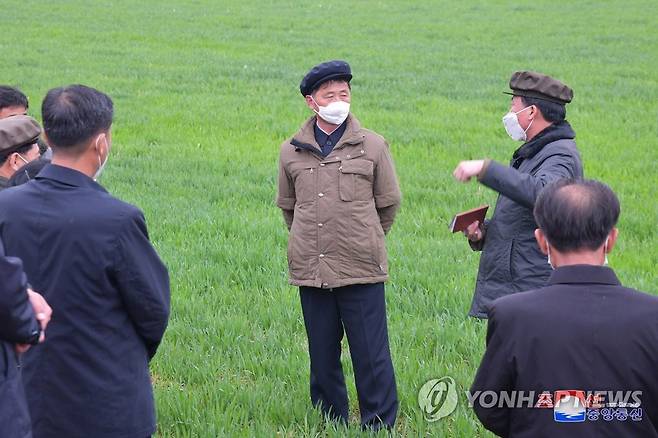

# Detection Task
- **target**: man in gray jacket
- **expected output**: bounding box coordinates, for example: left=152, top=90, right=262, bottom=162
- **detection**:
left=453, top=71, right=582, bottom=318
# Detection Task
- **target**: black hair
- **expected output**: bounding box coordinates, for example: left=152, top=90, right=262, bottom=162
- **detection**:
left=0, top=86, right=29, bottom=111
left=534, top=179, right=620, bottom=252
left=521, top=96, right=566, bottom=123
left=41, top=84, right=113, bottom=149
left=0, top=143, right=37, bottom=166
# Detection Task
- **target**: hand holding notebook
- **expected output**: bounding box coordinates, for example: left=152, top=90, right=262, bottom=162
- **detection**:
left=449, top=205, right=489, bottom=233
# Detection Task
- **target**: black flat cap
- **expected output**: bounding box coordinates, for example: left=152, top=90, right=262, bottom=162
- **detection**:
left=300, top=60, right=352, bottom=96
left=504, top=71, right=573, bottom=104
left=0, top=115, right=41, bottom=158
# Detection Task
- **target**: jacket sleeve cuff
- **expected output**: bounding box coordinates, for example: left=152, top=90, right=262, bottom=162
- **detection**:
left=374, top=192, right=401, bottom=209
left=276, top=197, right=296, bottom=210
left=478, top=159, right=510, bottom=191
left=477, top=159, right=492, bottom=182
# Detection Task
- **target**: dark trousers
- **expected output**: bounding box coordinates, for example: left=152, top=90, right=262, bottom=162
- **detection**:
left=300, top=282, right=398, bottom=430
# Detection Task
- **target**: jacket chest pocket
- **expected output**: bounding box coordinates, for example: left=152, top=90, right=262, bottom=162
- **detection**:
left=291, top=165, right=318, bottom=204
left=339, top=159, right=374, bottom=202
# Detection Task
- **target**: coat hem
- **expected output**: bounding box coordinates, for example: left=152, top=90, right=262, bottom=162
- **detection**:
left=289, top=275, right=388, bottom=289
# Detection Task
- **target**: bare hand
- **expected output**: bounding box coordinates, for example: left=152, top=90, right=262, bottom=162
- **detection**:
left=15, top=343, right=31, bottom=354
left=28, top=289, right=52, bottom=343
left=464, top=220, right=484, bottom=242
left=16, top=290, right=52, bottom=354
left=453, top=160, right=485, bottom=182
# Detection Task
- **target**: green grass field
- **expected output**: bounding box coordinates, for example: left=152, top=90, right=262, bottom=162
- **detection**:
left=2, top=0, right=657, bottom=436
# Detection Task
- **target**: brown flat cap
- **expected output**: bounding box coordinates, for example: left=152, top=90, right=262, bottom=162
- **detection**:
left=0, top=115, right=41, bottom=158
left=504, top=71, right=573, bottom=104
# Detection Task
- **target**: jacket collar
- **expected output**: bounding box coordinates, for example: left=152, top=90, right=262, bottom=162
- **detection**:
left=548, top=265, right=621, bottom=286
left=511, top=120, right=576, bottom=168
left=35, top=163, right=108, bottom=193
left=291, top=114, right=366, bottom=156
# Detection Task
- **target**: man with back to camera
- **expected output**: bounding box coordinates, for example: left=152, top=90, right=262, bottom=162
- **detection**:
left=0, top=115, right=42, bottom=190
left=453, top=71, right=583, bottom=318
left=277, top=60, right=401, bottom=430
left=0, top=238, right=52, bottom=438
left=470, top=179, right=658, bottom=437
left=0, top=84, right=170, bottom=438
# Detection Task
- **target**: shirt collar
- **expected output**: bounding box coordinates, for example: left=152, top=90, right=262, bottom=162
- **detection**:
left=35, top=163, right=108, bottom=193
left=315, top=119, right=340, bottom=136
left=294, top=114, right=364, bottom=150
left=547, top=265, right=621, bottom=286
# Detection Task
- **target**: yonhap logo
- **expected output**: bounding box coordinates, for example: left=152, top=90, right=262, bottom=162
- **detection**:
left=418, top=377, right=458, bottom=422
left=554, top=390, right=587, bottom=422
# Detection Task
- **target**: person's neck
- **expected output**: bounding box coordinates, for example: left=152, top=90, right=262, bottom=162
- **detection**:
left=551, top=250, right=605, bottom=268
left=315, top=117, right=340, bottom=135
left=526, top=119, right=553, bottom=142
left=51, top=154, right=95, bottom=178
left=0, top=165, right=12, bottom=179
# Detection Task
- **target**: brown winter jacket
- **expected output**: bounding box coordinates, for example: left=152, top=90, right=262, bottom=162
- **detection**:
left=277, top=114, right=401, bottom=288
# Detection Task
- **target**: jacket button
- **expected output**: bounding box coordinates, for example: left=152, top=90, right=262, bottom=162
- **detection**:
left=318, top=223, right=323, bottom=227
left=346, top=154, right=351, bottom=158
left=322, top=283, right=328, bottom=287
left=319, top=254, right=325, bottom=258
left=360, top=150, right=364, bottom=153
left=318, top=193, right=324, bottom=197
left=320, top=163, right=325, bottom=166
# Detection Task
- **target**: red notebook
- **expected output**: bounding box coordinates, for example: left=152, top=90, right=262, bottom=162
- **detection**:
left=449, top=205, right=489, bottom=233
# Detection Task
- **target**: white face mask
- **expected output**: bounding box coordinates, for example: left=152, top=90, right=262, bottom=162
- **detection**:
left=546, top=243, right=555, bottom=270
left=93, top=137, right=109, bottom=181
left=546, top=237, right=611, bottom=270
left=311, top=97, right=350, bottom=125
left=502, top=106, right=533, bottom=141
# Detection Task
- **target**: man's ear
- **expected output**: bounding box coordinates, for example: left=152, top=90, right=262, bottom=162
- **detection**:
left=605, top=227, right=619, bottom=254
left=535, top=228, right=549, bottom=255
left=94, top=133, right=108, bottom=157
left=9, top=152, right=22, bottom=171
left=528, top=105, right=537, bottom=120
left=95, top=132, right=106, bottom=148
left=305, top=94, right=317, bottom=112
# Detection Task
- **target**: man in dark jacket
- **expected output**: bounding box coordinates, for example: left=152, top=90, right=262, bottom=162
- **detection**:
left=0, top=240, right=51, bottom=438
left=0, top=85, right=170, bottom=438
left=470, top=179, right=658, bottom=437
left=453, top=71, right=583, bottom=318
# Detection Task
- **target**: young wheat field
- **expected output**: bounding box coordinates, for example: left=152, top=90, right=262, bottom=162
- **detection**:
left=2, top=0, right=657, bottom=436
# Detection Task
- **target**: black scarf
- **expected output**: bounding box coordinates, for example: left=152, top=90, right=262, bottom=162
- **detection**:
left=511, top=120, right=576, bottom=169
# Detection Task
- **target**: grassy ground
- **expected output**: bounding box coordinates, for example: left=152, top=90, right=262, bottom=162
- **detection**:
left=2, top=0, right=657, bottom=436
